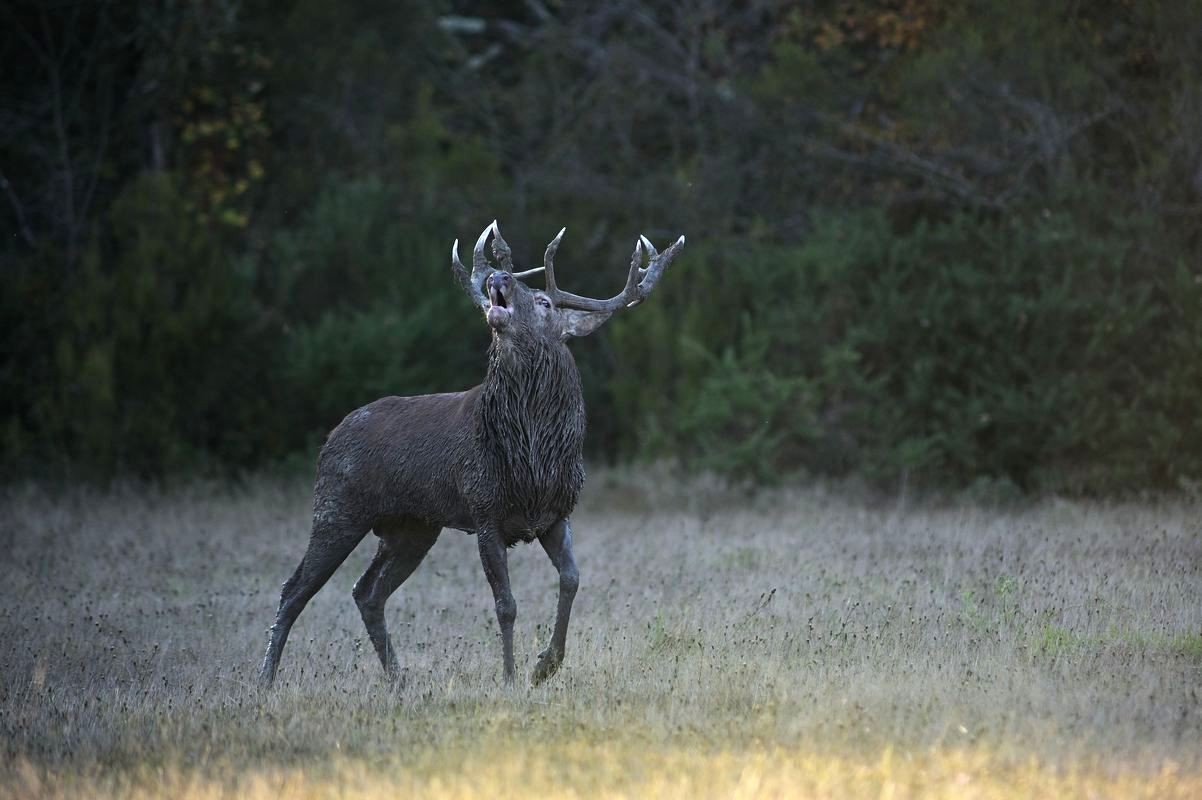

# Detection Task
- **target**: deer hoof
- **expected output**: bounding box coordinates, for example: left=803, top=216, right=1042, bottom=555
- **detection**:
left=530, top=647, right=562, bottom=685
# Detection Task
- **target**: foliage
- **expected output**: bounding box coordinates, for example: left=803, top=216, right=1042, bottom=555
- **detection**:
left=613, top=206, right=1202, bottom=489
left=2, top=174, right=282, bottom=475
left=3, top=0, right=1201, bottom=491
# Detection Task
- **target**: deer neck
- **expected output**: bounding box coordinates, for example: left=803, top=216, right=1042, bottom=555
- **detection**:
left=476, top=335, right=587, bottom=517
left=480, top=336, right=585, bottom=448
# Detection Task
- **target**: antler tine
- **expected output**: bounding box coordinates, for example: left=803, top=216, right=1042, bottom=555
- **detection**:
left=512, top=222, right=552, bottom=280
left=450, top=221, right=499, bottom=310
left=622, top=239, right=644, bottom=305
left=635, top=234, right=685, bottom=299
left=546, top=233, right=685, bottom=314
left=638, top=235, right=658, bottom=258
left=547, top=239, right=644, bottom=314
left=472, top=221, right=499, bottom=289
left=490, top=221, right=515, bottom=272
left=451, top=238, right=471, bottom=294
left=472, top=220, right=496, bottom=274
left=543, top=227, right=565, bottom=294
left=637, top=235, right=658, bottom=280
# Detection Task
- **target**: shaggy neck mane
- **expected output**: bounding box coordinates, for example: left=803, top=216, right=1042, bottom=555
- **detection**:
left=476, top=334, right=586, bottom=520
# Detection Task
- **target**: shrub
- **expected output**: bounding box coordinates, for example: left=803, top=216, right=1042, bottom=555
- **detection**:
left=1, top=174, right=283, bottom=476
left=609, top=206, right=1202, bottom=491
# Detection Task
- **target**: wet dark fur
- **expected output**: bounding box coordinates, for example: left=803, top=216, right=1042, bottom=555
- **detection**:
left=470, top=336, right=586, bottom=540
left=315, top=333, right=586, bottom=543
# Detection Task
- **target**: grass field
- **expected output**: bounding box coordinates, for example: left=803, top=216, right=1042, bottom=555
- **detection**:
left=1, top=473, right=1200, bottom=798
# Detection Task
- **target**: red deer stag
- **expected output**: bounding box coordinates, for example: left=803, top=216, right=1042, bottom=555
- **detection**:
left=259, top=221, right=685, bottom=686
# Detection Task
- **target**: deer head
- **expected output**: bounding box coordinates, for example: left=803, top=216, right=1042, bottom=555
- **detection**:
left=451, top=221, right=685, bottom=342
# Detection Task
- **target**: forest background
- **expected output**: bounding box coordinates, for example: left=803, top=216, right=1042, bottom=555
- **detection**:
left=4, top=0, right=1201, bottom=494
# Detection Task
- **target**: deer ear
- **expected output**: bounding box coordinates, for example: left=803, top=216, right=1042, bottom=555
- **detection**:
left=559, top=308, right=613, bottom=339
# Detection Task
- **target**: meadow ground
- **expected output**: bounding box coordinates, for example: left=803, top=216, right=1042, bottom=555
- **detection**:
left=0, top=473, right=1199, bottom=798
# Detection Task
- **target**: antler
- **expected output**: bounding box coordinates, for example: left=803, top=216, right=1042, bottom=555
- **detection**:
left=543, top=229, right=686, bottom=314
left=491, top=223, right=546, bottom=279
left=451, top=220, right=497, bottom=309
left=452, top=221, right=545, bottom=308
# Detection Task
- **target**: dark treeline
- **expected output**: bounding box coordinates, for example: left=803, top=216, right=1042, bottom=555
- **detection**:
left=3, top=0, right=1201, bottom=492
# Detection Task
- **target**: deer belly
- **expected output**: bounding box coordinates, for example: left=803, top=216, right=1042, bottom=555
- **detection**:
left=500, top=510, right=560, bottom=544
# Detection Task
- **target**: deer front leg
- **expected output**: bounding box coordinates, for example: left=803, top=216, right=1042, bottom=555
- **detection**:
left=477, top=528, right=516, bottom=684
left=531, top=517, right=579, bottom=686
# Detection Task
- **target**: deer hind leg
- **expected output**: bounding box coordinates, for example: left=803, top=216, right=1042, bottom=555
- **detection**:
left=258, top=517, right=369, bottom=687
left=352, top=521, right=440, bottom=681
left=531, top=517, right=579, bottom=686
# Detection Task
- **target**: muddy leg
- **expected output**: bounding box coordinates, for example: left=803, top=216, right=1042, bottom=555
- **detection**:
left=353, top=523, right=440, bottom=680
left=477, top=528, right=516, bottom=684
left=531, top=517, right=579, bottom=685
left=259, top=519, right=368, bottom=687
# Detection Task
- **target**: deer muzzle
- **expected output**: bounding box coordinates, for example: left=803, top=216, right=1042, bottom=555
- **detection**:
left=486, top=272, right=514, bottom=328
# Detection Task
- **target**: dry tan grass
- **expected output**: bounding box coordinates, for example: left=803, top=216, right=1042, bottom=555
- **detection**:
left=1, top=473, right=1199, bottom=797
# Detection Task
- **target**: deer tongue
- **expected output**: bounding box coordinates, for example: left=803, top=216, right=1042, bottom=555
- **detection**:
left=487, top=305, right=511, bottom=328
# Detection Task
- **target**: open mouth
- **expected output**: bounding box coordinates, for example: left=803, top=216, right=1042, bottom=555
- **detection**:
left=486, top=279, right=512, bottom=328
